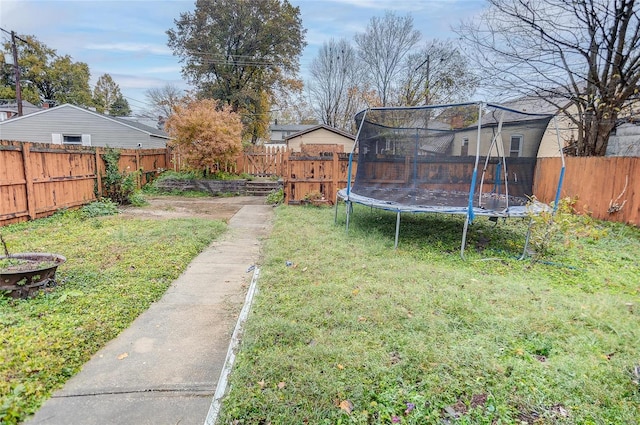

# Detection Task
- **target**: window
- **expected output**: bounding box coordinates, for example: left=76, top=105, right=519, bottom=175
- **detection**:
left=461, top=138, right=469, bottom=156
left=510, top=135, right=523, bottom=157
left=63, top=135, right=82, bottom=145
left=55, top=134, right=91, bottom=146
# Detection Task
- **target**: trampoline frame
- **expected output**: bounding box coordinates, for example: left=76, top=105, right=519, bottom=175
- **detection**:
left=335, top=102, right=566, bottom=259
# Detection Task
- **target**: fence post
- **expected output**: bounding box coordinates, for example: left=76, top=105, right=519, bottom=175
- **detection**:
left=332, top=152, right=340, bottom=203
left=21, top=143, right=36, bottom=220
left=165, top=145, right=173, bottom=171
left=135, top=149, right=141, bottom=188
left=283, top=150, right=290, bottom=204
left=95, top=147, right=103, bottom=198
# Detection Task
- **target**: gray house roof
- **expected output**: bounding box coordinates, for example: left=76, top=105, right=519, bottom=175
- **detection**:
left=420, top=133, right=455, bottom=155
left=0, top=104, right=169, bottom=149
left=271, top=124, right=316, bottom=132
left=0, top=100, right=42, bottom=118
left=110, top=116, right=168, bottom=137
left=284, top=124, right=355, bottom=141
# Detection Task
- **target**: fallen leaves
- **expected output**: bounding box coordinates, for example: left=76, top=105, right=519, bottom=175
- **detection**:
left=255, top=380, right=286, bottom=391
left=117, top=352, right=128, bottom=360
left=339, top=399, right=354, bottom=414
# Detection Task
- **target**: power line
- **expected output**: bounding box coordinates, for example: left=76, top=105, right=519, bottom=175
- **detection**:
left=0, top=27, right=28, bottom=44
left=123, top=95, right=149, bottom=107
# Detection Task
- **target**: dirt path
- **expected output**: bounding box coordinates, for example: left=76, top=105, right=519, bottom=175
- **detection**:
left=118, top=195, right=268, bottom=221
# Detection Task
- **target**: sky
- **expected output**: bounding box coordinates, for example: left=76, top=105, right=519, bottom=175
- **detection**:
left=0, top=0, right=486, bottom=114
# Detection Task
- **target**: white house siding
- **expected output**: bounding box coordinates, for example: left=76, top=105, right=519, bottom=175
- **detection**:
left=537, top=108, right=578, bottom=157
left=451, top=122, right=547, bottom=158
left=537, top=113, right=640, bottom=157
left=0, top=104, right=168, bottom=148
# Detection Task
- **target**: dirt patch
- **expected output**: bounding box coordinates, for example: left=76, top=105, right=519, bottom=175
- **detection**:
left=118, top=195, right=267, bottom=221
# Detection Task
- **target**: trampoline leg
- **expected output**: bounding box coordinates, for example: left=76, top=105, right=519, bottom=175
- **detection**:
left=460, top=218, right=470, bottom=260
left=519, top=218, right=534, bottom=260
left=334, top=194, right=339, bottom=224
left=394, top=211, right=401, bottom=249
left=345, top=201, right=351, bottom=232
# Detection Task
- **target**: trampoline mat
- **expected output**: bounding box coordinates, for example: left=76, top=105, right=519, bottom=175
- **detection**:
left=338, top=188, right=549, bottom=218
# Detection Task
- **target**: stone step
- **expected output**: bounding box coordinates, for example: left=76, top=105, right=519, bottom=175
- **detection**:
left=245, top=181, right=281, bottom=187
left=245, top=180, right=282, bottom=196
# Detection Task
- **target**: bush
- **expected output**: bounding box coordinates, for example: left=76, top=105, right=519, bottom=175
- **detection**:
left=527, top=197, right=608, bottom=259
left=101, top=148, right=138, bottom=205
left=155, top=170, right=203, bottom=181
left=80, top=199, right=119, bottom=218
left=127, top=191, right=148, bottom=207
left=266, top=188, right=284, bottom=205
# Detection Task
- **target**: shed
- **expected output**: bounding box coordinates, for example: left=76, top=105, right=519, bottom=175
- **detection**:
left=0, top=104, right=170, bottom=148
left=285, top=124, right=355, bottom=154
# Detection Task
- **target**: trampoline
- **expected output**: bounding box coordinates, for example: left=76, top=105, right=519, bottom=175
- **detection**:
left=335, top=102, right=565, bottom=258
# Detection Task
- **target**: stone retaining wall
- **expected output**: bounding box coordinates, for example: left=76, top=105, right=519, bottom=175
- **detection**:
left=155, top=179, right=248, bottom=195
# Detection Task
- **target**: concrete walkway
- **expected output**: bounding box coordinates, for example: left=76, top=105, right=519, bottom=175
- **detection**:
left=26, top=203, right=273, bottom=425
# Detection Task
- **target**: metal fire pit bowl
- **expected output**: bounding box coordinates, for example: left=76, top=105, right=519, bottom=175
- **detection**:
left=0, top=253, right=66, bottom=299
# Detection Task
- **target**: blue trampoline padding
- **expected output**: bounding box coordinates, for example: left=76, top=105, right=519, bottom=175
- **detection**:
left=337, top=189, right=550, bottom=218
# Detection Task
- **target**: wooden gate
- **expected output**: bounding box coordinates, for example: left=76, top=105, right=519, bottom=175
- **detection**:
left=236, top=145, right=287, bottom=177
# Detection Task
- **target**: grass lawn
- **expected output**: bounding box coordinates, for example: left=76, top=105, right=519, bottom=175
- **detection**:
left=220, top=203, right=640, bottom=424
left=0, top=208, right=226, bottom=424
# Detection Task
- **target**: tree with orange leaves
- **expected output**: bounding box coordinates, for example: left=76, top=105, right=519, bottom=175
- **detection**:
left=164, top=99, right=243, bottom=173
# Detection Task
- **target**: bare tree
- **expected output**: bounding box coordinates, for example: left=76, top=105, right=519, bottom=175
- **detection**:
left=354, top=12, right=420, bottom=106
left=308, top=38, right=364, bottom=132
left=271, top=90, right=318, bottom=126
left=397, top=40, right=479, bottom=106
left=144, top=83, right=184, bottom=123
left=458, top=0, right=640, bottom=156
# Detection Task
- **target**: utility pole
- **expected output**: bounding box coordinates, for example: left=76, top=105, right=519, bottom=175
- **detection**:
left=415, top=54, right=444, bottom=106
left=415, top=55, right=431, bottom=105
left=425, top=55, right=431, bottom=106
left=10, top=30, right=23, bottom=116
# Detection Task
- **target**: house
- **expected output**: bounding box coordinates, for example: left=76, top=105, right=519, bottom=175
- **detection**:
left=0, top=103, right=170, bottom=148
left=450, top=104, right=554, bottom=158
left=498, top=94, right=640, bottom=157
left=0, top=100, right=42, bottom=121
left=285, top=124, right=356, bottom=154
left=494, top=96, right=577, bottom=157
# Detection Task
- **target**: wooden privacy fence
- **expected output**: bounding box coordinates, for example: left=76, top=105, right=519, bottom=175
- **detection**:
left=170, top=145, right=287, bottom=177
left=283, top=154, right=639, bottom=228
left=2, top=139, right=638, bottom=228
left=533, top=156, right=639, bottom=226
left=283, top=152, right=356, bottom=204
left=0, top=141, right=169, bottom=226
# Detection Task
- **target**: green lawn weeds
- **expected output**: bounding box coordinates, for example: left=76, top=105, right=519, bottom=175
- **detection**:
left=0, top=207, right=225, bottom=424
left=219, top=203, right=640, bottom=424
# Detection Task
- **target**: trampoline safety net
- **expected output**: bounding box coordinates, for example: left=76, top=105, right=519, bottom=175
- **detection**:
left=347, top=102, right=554, bottom=215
